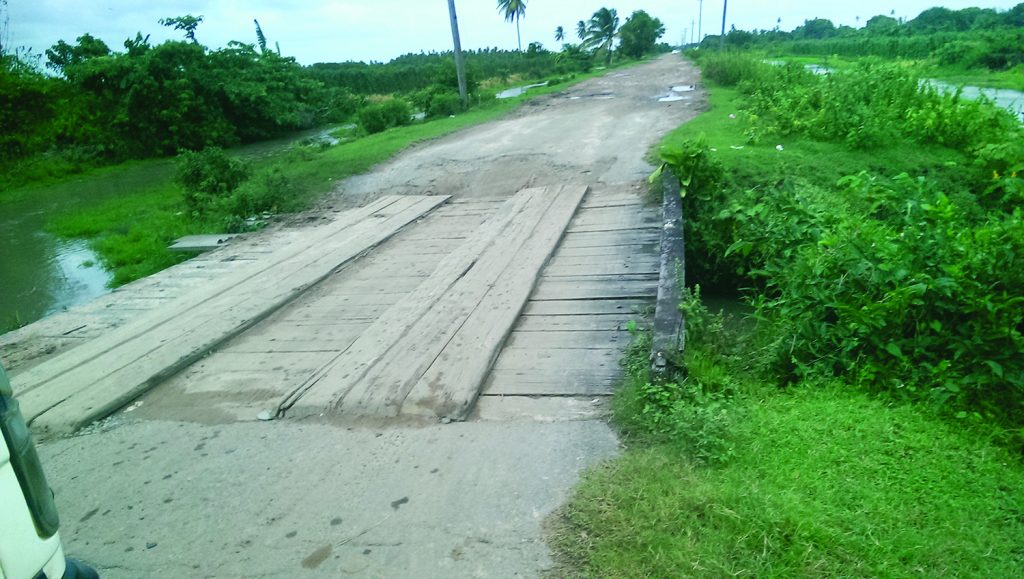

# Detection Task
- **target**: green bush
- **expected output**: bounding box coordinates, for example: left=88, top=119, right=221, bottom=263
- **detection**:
left=695, top=51, right=773, bottom=87
left=175, top=147, right=250, bottom=217
left=357, top=98, right=413, bottom=134
left=427, top=92, right=462, bottom=118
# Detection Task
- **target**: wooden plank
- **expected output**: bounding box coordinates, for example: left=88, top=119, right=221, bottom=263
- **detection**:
left=19, top=196, right=449, bottom=436
left=493, top=348, right=620, bottom=371
left=555, top=242, right=659, bottom=258
left=483, top=370, right=619, bottom=396
left=277, top=187, right=548, bottom=418
left=530, top=278, right=659, bottom=301
left=547, top=253, right=660, bottom=267
left=559, top=230, right=660, bottom=249
left=515, top=314, right=639, bottom=332
left=503, top=330, right=632, bottom=350
left=403, top=185, right=590, bottom=420
left=652, top=177, right=685, bottom=371
left=521, top=299, right=652, bottom=316
left=337, top=185, right=577, bottom=418
left=543, top=262, right=660, bottom=278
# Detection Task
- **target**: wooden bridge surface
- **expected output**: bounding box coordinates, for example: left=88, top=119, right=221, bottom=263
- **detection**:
left=7, top=186, right=661, bottom=434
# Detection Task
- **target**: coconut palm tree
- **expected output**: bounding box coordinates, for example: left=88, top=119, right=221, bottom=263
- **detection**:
left=576, top=20, right=587, bottom=40
left=555, top=26, right=565, bottom=43
left=582, top=7, right=620, bottom=66
left=496, top=0, right=527, bottom=52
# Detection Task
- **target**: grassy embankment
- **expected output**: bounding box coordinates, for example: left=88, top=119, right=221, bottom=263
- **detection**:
left=2, top=62, right=638, bottom=289
left=549, top=55, right=1024, bottom=577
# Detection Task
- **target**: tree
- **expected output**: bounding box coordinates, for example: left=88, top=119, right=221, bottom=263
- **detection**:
left=582, top=8, right=620, bottom=66
left=496, top=0, right=527, bottom=52
left=555, top=26, right=564, bottom=43
left=159, top=15, right=204, bottom=44
left=865, top=14, right=899, bottom=35
left=45, top=33, right=111, bottom=75
left=797, top=18, right=837, bottom=39
left=617, top=10, right=665, bottom=59
left=576, top=20, right=587, bottom=40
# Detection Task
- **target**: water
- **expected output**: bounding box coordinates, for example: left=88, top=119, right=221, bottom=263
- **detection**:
left=928, top=80, right=1024, bottom=122
left=496, top=82, right=549, bottom=99
left=1, top=193, right=114, bottom=330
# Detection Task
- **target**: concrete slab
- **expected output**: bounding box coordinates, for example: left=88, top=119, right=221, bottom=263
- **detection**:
left=169, top=234, right=242, bottom=252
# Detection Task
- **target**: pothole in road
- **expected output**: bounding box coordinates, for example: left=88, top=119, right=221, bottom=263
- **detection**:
left=568, top=92, right=616, bottom=100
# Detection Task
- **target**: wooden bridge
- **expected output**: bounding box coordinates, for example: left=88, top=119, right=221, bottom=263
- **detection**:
left=5, top=183, right=678, bottom=437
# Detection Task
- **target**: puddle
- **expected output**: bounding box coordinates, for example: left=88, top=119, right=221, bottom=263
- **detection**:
left=672, top=85, right=696, bottom=92
left=496, top=82, right=550, bottom=99
left=659, top=95, right=687, bottom=102
left=805, top=64, right=833, bottom=75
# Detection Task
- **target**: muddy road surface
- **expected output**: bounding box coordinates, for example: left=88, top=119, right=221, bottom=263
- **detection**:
left=34, top=55, right=704, bottom=578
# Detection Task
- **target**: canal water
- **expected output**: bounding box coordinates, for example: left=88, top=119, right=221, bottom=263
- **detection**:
left=1, top=181, right=123, bottom=331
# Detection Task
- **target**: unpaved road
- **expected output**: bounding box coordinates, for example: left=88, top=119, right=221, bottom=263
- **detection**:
left=34, top=55, right=703, bottom=577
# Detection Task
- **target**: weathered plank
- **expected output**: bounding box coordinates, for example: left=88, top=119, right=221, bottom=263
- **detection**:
left=493, top=348, right=621, bottom=371
left=515, top=314, right=639, bottom=332
left=403, top=185, right=590, bottom=420
left=18, top=195, right=449, bottom=436
left=543, top=262, right=660, bottom=278
left=276, top=186, right=553, bottom=418
left=530, top=278, right=659, bottom=301
left=503, top=330, right=632, bottom=350
left=483, top=370, right=619, bottom=396
left=521, top=299, right=651, bottom=316
left=651, top=177, right=685, bottom=371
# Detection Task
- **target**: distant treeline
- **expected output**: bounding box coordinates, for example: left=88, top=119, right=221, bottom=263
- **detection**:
left=706, top=4, right=1024, bottom=70
left=0, top=7, right=669, bottom=182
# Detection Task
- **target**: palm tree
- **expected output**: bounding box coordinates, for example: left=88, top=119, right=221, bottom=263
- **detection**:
left=576, top=20, right=587, bottom=40
left=496, top=0, right=527, bottom=52
left=582, top=8, right=620, bottom=66
left=555, top=26, right=565, bottom=43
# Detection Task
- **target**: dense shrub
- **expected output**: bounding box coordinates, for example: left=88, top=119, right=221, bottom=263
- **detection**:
left=175, top=147, right=250, bottom=217
left=427, top=92, right=462, bottom=118
left=660, top=53, right=1024, bottom=430
left=358, top=98, right=413, bottom=134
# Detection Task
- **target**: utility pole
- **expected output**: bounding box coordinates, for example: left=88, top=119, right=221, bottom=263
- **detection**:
left=698, top=0, right=703, bottom=44
left=447, top=0, right=468, bottom=107
left=720, top=0, right=728, bottom=49
left=690, top=20, right=695, bottom=47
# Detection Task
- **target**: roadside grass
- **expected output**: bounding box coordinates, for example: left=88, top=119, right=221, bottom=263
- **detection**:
left=15, top=60, right=644, bottom=287
left=549, top=77, right=1024, bottom=576
left=553, top=379, right=1024, bottom=577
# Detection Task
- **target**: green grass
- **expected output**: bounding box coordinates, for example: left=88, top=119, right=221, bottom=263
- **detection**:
left=4, top=61, right=643, bottom=288
left=553, top=384, right=1024, bottom=577
left=655, top=85, right=965, bottom=187
left=549, top=77, right=1024, bottom=576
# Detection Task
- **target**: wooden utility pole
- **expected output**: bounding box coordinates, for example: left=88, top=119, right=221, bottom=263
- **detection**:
left=698, top=0, right=703, bottom=44
left=721, top=0, right=728, bottom=49
left=447, top=0, right=468, bottom=106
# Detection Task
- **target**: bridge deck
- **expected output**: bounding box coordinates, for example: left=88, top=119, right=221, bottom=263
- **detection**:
left=10, top=186, right=661, bottom=433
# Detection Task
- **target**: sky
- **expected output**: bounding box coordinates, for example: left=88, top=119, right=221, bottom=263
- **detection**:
left=5, top=1, right=1021, bottom=65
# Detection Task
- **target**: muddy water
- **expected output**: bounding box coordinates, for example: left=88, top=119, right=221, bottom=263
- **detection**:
left=929, top=80, right=1024, bottom=122
left=1, top=193, right=114, bottom=330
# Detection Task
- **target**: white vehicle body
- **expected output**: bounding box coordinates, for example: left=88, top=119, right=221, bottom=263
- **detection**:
left=0, top=364, right=67, bottom=579
left=0, top=440, right=66, bottom=579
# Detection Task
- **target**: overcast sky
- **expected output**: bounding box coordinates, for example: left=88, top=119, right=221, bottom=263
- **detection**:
left=5, top=1, right=1021, bottom=65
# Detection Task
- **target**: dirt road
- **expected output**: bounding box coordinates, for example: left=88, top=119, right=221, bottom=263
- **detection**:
left=34, top=55, right=703, bottom=577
